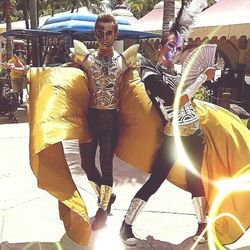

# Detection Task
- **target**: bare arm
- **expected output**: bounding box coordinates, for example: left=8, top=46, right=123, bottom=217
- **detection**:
left=1, top=54, right=28, bottom=76
left=180, top=67, right=215, bottom=107
left=1, top=62, right=28, bottom=76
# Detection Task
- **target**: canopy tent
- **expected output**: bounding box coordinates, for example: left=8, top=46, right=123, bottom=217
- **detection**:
left=135, top=1, right=181, bottom=35
left=190, top=0, right=250, bottom=39
left=39, top=12, right=160, bottom=40
left=135, top=0, right=250, bottom=39
left=0, top=29, right=68, bottom=66
left=1, top=29, right=63, bottom=40
left=111, top=2, right=138, bottom=24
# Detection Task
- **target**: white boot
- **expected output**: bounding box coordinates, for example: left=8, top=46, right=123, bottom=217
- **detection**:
left=120, top=198, right=146, bottom=246
left=192, top=196, right=207, bottom=243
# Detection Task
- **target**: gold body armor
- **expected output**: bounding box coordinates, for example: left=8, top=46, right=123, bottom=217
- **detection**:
left=82, top=51, right=127, bottom=109
left=70, top=40, right=139, bottom=110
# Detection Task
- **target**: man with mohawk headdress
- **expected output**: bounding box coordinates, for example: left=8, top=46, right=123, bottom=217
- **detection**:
left=120, top=0, right=214, bottom=245
left=118, top=0, right=250, bottom=247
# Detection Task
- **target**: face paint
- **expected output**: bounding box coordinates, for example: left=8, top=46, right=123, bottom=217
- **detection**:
left=161, top=31, right=184, bottom=66
left=95, top=22, right=117, bottom=50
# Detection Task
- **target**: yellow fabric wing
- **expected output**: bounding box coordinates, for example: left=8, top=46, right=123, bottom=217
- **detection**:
left=28, top=67, right=250, bottom=246
left=28, top=67, right=91, bottom=245
left=116, top=69, right=250, bottom=245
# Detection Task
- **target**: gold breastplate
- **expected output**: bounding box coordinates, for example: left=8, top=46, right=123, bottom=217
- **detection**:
left=83, top=51, right=126, bottom=110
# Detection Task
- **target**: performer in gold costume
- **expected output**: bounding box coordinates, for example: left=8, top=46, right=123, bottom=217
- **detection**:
left=69, top=13, right=139, bottom=230
left=27, top=12, right=139, bottom=245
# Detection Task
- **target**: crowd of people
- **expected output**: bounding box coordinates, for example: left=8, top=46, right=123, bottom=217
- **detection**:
left=0, top=41, right=70, bottom=107
left=0, top=42, right=28, bottom=106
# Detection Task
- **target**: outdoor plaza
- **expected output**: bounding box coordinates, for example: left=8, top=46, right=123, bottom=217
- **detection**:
left=0, top=0, right=250, bottom=249
left=0, top=106, right=250, bottom=250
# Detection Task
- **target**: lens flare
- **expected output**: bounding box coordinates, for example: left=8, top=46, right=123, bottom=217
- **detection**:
left=173, top=38, right=250, bottom=248
left=173, top=40, right=214, bottom=186
left=23, top=242, right=63, bottom=250
left=93, top=223, right=126, bottom=250
left=207, top=170, right=250, bottom=250
left=190, top=168, right=250, bottom=250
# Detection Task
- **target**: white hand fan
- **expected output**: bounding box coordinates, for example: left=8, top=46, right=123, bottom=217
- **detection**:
left=181, top=44, right=217, bottom=87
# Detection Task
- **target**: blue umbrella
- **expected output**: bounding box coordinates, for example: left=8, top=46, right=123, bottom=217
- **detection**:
left=39, top=12, right=160, bottom=40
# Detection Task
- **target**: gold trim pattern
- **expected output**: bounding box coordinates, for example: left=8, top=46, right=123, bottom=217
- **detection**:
left=99, top=185, right=112, bottom=210
left=89, top=181, right=100, bottom=198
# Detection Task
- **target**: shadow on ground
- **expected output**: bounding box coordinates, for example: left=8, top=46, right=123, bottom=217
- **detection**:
left=63, top=140, right=150, bottom=186
left=1, top=235, right=248, bottom=250
left=0, top=236, right=205, bottom=250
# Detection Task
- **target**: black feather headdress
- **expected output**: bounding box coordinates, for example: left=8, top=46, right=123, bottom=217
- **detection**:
left=169, top=0, right=208, bottom=38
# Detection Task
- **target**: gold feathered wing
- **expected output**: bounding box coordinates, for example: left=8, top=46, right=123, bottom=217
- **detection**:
left=28, top=67, right=91, bottom=245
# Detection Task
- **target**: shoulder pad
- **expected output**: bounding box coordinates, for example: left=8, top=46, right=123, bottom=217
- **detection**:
left=70, top=40, right=90, bottom=63
left=122, top=44, right=139, bottom=68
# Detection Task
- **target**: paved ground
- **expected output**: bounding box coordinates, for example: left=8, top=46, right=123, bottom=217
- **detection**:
left=0, top=106, right=250, bottom=250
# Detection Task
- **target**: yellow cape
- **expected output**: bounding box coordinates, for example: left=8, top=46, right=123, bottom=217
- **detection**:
left=28, top=67, right=250, bottom=246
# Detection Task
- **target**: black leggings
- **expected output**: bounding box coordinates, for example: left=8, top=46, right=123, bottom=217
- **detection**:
left=135, top=129, right=205, bottom=201
left=79, top=108, right=118, bottom=187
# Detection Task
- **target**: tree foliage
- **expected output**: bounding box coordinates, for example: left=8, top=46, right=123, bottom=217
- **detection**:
left=0, top=0, right=218, bottom=24
left=184, top=0, right=217, bottom=8
left=0, top=0, right=218, bottom=31
left=37, top=0, right=101, bottom=16
left=0, top=0, right=19, bottom=22
left=0, top=0, right=103, bottom=23
left=126, top=0, right=161, bottom=19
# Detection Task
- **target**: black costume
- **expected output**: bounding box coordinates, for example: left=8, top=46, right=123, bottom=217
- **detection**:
left=120, top=52, right=209, bottom=245
left=136, top=57, right=206, bottom=201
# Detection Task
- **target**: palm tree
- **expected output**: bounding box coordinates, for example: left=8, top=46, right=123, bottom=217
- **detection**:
left=207, top=0, right=216, bottom=7
left=1, top=0, right=14, bottom=60
left=162, top=0, right=175, bottom=36
left=51, top=0, right=55, bottom=16
left=71, top=0, right=78, bottom=12
left=40, top=0, right=102, bottom=15
left=17, top=0, right=30, bottom=29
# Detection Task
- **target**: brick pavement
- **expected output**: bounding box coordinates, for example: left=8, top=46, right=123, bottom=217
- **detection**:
left=0, top=105, right=249, bottom=250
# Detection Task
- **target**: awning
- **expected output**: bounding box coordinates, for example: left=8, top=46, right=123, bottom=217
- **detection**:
left=39, top=12, right=160, bottom=40
left=189, top=0, right=250, bottom=39
left=135, top=0, right=250, bottom=40
left=190, top=23, right=250, bottom=40
left=1, top=29, right=63, bottom=40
